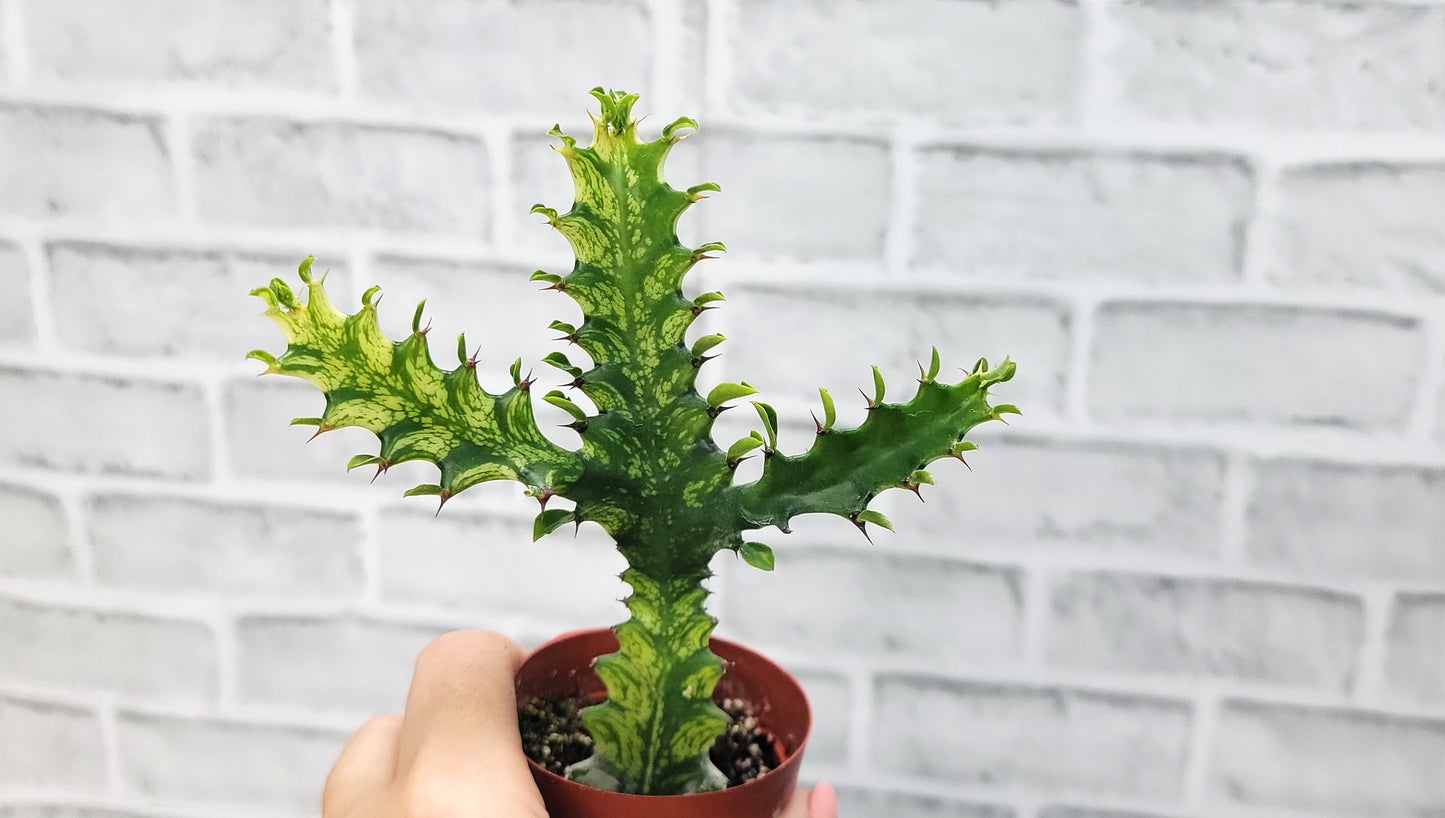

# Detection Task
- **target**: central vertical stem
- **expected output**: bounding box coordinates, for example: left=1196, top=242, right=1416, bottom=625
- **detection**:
left=574, top=544, right=730, bottom=794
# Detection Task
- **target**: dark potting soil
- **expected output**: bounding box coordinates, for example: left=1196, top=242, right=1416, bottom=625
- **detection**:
left=518, top=695, right=782, bottom=788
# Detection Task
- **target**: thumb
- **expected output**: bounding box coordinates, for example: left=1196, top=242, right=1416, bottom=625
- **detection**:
left=392, top=631, right=545, bottom=816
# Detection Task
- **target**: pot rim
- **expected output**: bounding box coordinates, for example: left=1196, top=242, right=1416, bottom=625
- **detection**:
left=516, top=626, right=812, bottom=801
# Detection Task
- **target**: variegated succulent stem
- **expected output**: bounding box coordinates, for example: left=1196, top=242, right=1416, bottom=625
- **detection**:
left=250, top=88, right=1018, bottom=796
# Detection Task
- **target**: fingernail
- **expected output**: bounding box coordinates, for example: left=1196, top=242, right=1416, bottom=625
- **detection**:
left=809, top=780, right=838, bottom=818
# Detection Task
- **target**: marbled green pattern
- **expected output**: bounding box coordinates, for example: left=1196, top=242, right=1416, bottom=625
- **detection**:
left=250, top=89, right=1017, bottom=795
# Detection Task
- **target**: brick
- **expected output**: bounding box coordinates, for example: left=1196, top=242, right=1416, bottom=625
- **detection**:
left=1210, top=700, right=1445, bottom=815
left=874, top=676, right=1191, bottom=798
left=725, top=549, right=1021, bottom=666
left=793, top=670, right=850, bottom=766
left=0, top=368, right=209, bottom=478
left=835, top=787, right=1014, bottom=818
left=370, top=255, right=572, bottom=366
left=1104, top=1, right=1445, bottom=130
left=0, top=696, right=106, bottom=791
left=192, top=118, right=490, bottom=237
left=1271, top=163, right=1445, bottom=292
left=0, top=104, right=175, bottom=221
left=0, top=241, right=34, bottom=344
left=0, top=596, right=216, bottom=701
left=726, top=287, right=1070, bottom=417
left=88, top=494, right=363, bottom=597
left=50, top=243, right=340, bottom=360
left=116, top=712, right=346, bottom=807
left=1045, top=573, right=1363, bottom=691
left=377, top=508, right=628, bottom=624
left=697, top=131, right=890, bottom=260
left=1383, top=593, right=1445, bottom=707
left=1088, top=303, right=1422, bottom=429
left=224, top=376, right=389, bottom=484
left=237, top=616, right=448, bottom=713
left=23, top=0, right=333, bottom=90
left=913, top=149, right=1252, bottom=283
left=1246, top=460, right=1445, bottom=583
left=0, top=483, right=70, bottom=578
left=732, top=0, right=1080, bottom=125
left=897, top=438, right=1225, bottom=557
left=354, top=0, right=651, bottom=115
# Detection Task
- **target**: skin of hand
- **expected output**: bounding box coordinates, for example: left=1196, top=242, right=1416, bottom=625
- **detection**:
left=322, top=630, right=838, bottom=818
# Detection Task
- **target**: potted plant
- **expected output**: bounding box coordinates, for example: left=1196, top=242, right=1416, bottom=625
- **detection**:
left=248, top=88, right=1018, bottom=817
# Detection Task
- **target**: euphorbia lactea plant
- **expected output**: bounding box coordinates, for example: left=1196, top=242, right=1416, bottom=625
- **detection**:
left=248, top=89, right=1018, bottom=795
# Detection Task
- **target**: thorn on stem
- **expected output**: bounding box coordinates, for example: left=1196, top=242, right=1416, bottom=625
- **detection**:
left=371, top=461, right=390, bottom=483
left=859, top=388, right=876, bottom=410
left=563, top=420, right=589, bottom=433
left=435, top=491, right=452, bottom=517
left=849, top=513, right=875, bottom=544
left=307, top=424, right=332, bottom=442
left=536, top=488, right=555, bottom=510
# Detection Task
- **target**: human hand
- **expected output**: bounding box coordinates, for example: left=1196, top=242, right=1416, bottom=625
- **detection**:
left=322, top=630, right=837, bottom=818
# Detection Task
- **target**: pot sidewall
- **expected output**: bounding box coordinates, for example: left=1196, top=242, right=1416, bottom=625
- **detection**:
left=514, top=628, right=812, bottom=818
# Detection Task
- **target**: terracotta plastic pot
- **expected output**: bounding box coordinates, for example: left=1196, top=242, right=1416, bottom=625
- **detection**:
left=514, top=628, right=811, bottom=818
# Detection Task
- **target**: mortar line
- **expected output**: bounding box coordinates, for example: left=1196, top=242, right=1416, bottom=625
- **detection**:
left=1406, top=307, right=1445, bottom=440
left=164, top=109, right=200, bottom=231
left=487, top=125, right=514, bottom=253
left=202, top=373, right=235, bottom=486
left=16, top=227, right=58, bottom=351
left=701, top=0, right=735, bottom=118
left=0, top=0, right=30, bottom=88
left=1018, top=565, right=1053, bottom=668
left=1063, top=293, right=1097, bottom=425
left=1239, top=156, right=1282, bottom=291
left=57, top=487, right=95, bottom=585
left=646, top=0, right=684, bottom=115
left=882, top=127, right=918, bottom=279
left=329, top=0, right=360, bottom=101
left=1181, top=691, right=1220, bottom=807
left=358, top=502, right=383, bottom=605
left=1073, top=0, right=1112, bottom=133
left=7, top=80, right=1445, bottom=162
left=843, top=665, right=874, bottom=779
left=213, top=605, right=241, bottom=711
left=1216, top=450, right=1253, bottom=567
left=97, top=692, right=123, bottom=796
left=1350, top=583, right=1396, bottom=706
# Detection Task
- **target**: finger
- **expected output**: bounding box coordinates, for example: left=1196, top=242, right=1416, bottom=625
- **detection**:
left=394, top=631, right=538, bottom=802
left=780, top=786, right=812, bottom=818
left=323, top=714, right=403, bottom=814
left=809, top=781, right=838, bottom=818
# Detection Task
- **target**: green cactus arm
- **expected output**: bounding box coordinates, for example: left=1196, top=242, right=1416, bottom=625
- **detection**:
left=247, top=260, right=582, bottom=498
left=730, top=358, right=1018, bottom=534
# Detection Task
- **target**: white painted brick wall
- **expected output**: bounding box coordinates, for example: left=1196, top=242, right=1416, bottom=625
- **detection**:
left=22, top=0, right=336, bottom=91
left=912, top=149, right=1254, bottom=284
left=3, top=1, right=1445, bottom=816
left=0, top=697, right=106, bottom=792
